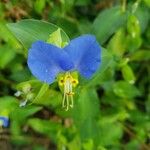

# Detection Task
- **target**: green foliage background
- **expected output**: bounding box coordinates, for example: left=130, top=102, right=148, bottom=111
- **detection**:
left=0, top=0, right=150, bottom=150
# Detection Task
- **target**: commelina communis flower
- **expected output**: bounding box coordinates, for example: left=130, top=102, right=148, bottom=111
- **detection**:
left=27, top=34, right=101, bottom=110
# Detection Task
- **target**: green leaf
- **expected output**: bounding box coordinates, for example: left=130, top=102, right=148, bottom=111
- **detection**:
left=135, top=4, right=150, bottom=33
left=34, top=0, right=46, bottom=14
left=127, top=15, right=141, bottom=37
left=130, top=50, right=150, bottom=61
left=113, top=81, right=141, bottom=98
left=16, top=80, right=62, bottom=107
left=71, top=88, right=100, bottom=143
left=28, top=118, right=62, bottom=141
left=92, top=7, right=127, bottom=44
left=107, top=28, right=126, bottom=57
left=0, top=96, right=18, bottom=113
left=7, top=19, right=70, bottom=54
left=121, top=64, right=136, bottom=84
left=144, top=0, right=150, bottom=7
left=75, top=0, right=91, bottom=6
left=11, top=105, right=42, bottom=123
left=33, top=83, right=49, bottom=104
left=98, top=122, right=123, bottom=146
left=0, top=22, right=20, bottom=48
left=0, top=45, right=16, bottom=69
left=47, top=28, right=68, bottom=47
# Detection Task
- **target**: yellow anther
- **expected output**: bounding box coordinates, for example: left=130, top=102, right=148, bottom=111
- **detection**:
left=58, top=77, right=64, bottom=86
left=72, top=79, right=79, bottom=87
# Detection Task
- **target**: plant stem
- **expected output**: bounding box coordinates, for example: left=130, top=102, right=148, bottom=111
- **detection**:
left=122, top=0, right=127, bottom=12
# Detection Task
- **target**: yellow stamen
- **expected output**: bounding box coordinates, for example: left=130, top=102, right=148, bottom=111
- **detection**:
left=59, top=72, right=78, bottom=111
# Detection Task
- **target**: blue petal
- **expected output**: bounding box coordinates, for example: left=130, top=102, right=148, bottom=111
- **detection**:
left=64, top=35, right=101, bottom=78
left=0, top=116, right=9, bottom=127
left=28, top=41, right=74, bottom=84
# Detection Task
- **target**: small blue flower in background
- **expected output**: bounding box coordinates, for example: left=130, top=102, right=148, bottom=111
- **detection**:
left=27, top=34, right=101, bottom=110
left=0, top=116, right=9, bottom=127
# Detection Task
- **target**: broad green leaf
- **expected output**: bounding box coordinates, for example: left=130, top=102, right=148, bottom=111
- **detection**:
left=7, top=19, right=70, bottom=54
left=0, top=22, right=20, bottom=48
left=92, top=7, right=128, bottom=44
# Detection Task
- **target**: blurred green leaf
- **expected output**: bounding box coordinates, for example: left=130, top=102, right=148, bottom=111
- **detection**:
left=127, top=15, right=141, bottom=37
left=126, top=35, right=142, bottom=52
left=121, top=64, right=136, bottom=84
left=34, top=0, right=46, bottom=14
left=0, top=22, right=20, bottom=48
left=9, top=68, right=31, bottom=82
left=98, top=122, right=123, bottom=146
left=11, top=105, right=42, bottom=123
left=0, top=45, right=16, bottom=69
left=144, top=0, right=150, bottom=7
left=107, top=28, right=126, bottom=57
left=125, top=140, right=140, bottom=150
left=92, top=7, right=127, bottom=44
left=82, top=139, right=94, bottom=150
left=130, top=50, right=150, bottom=61
left=113, top=81, right=141, bottom=98
left=0, top=96, right=18, bottom=112
left=75, top=0, right=91, bottom=6
left=28, top=118, right=62, bottom=141
left=135, top=4, right=150, bottom=33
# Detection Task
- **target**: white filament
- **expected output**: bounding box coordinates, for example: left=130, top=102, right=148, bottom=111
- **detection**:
left=62, top=73, right=74, bottom=111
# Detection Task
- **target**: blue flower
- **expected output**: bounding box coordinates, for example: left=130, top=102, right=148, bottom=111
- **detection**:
left=0, top=116, right=9, bottom=127
left=27, top=34, right=101, bottom=110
